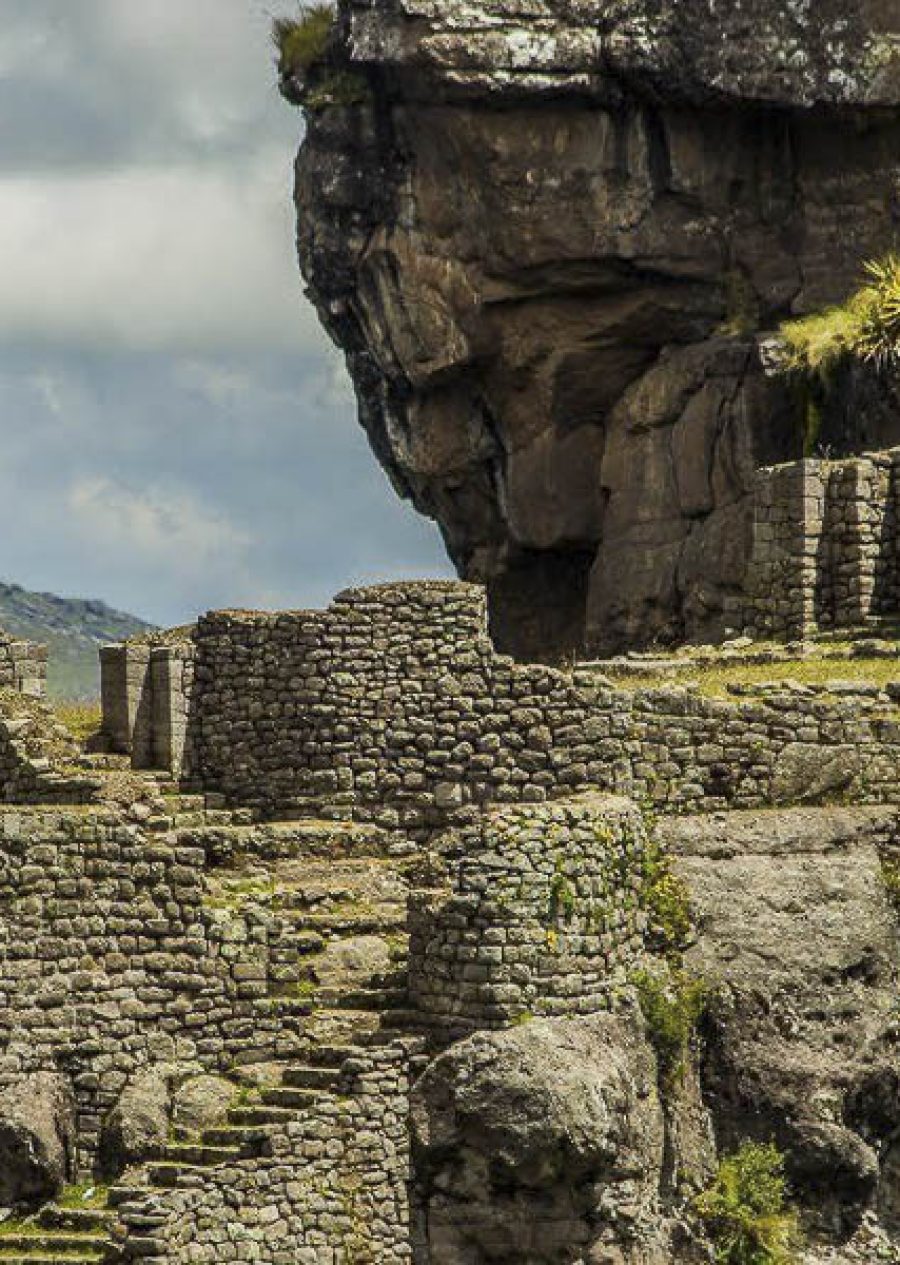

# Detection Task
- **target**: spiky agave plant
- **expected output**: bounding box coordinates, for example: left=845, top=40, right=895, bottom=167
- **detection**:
left=780, top=251, right=900, bottom=375
left=854, top=252, right=900, bottom=367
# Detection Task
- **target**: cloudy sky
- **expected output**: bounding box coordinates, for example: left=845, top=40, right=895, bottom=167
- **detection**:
left=0, top=0, right=450, bottom=626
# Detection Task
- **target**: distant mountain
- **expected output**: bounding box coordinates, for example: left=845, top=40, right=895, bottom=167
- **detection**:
left=0, top=581, right=157, bottom=700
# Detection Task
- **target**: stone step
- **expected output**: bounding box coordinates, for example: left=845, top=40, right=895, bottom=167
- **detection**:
left=0, top=1232, right=107, bottom=1254
left=258, top=1085, right=326, bottom=1111
left=199, top=1125, right=270, bottom=1150
left=145, top=1162, right=223, bottom=1189
left=281, top=1064, right=342, bottom=1090
left=326, top=987, right=408, bottom=1011
left=304, top=1043, right=366, bottom=1068
left=277, top=910, right=407, bottom=935
left=106, top=1188, right=146, bottom=1210
left=226, top=1105, right=296, bottom=1128
left=36, top=1210, right=114, bottom=1234
left=0, top=1254, right=107, bottom=1264
left=156, top=1142, right=242, bottom=1168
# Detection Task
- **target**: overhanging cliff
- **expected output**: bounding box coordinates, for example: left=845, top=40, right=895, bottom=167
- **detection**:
left=287, top=0, right=900, bottom=659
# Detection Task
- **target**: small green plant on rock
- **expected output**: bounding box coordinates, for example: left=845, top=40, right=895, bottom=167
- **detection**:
left=695, top=1141, right=803, bottom=1264
left=632, top=968, right=708, bottom=1087
left=780, top=252, right=900, bottom=375
left=273, top=4, right=370, bottom=110
left=640, top=838, right=694, bottom=960
left=273, top=4, right=334, bottom=77
left=881, top=858, right=900, bottom=911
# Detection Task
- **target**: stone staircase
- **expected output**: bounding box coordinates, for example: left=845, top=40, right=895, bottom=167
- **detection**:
left=0, top=1199, right=116, bottom=1264
left=6, top=747, right=425, bottom=1265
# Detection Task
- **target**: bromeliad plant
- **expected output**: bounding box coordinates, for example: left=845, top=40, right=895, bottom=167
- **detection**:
left=780, top=253, right=900, bottom=375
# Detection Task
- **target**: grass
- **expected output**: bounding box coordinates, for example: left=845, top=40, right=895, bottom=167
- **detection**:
left=882, top=859, right=900, bottom=911
left=780, top=252, right=900, bottom=375
left=57, top=1183, right=109, bottom=1210
left=607, top=653, right=900, bottom=697
left=695, top=1142, right=803, bottom=1264
left=53, top=699, right=102, bottom=744
left=273, top=4, right=334, bottom=77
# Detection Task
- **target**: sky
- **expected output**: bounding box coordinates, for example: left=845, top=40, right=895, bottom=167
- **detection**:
left=0, top=0, right=450, bottom=626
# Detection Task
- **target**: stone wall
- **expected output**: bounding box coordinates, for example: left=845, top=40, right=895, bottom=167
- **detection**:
left=119, top=1039, right=418, bottom=1264
left=409, top=796, right=650, bottom=1037
left=100, top=581, right=900, bottom=827
left=0, top=630, right=47, bottom=697
left=731, top=447, right=900, bottom=640
left=0, top=809, right=349, bottom=1173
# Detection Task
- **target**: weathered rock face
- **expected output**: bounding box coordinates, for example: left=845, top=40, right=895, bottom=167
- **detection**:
left=293, top=0, right=900, bottom=658
left=0, top=1073, right=75, bottom=1207
left=410, top=1010, right=682, bottom=1263
left=661, top=807, right=900, bottom=1247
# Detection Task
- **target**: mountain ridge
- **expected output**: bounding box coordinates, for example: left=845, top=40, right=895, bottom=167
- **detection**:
left=0, top=579, right=157, bottom=699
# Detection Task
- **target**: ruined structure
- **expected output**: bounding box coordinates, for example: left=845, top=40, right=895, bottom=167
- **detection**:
left=291, top=0, right=900, bottom=659
left=0, top=2, right=898, bottom=1261
left=0, top=587, right=895, bottom=1261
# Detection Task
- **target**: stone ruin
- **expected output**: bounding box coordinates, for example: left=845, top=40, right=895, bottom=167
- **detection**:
left=0, top=580, right=893, bottom=1260
left=0, top=0, right=897, bottom=1259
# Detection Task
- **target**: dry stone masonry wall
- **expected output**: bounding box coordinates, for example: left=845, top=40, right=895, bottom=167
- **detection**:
left=0, top=630, right=47, bottom=698
left=102, top=580, right=900, bottom=827
left=732, top=447, right=900, bottom=640
left=409, top=796, right=650, bottom=1036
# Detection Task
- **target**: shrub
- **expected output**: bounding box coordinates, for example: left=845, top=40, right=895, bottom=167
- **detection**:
left=273, top=4, right=335, bottom=77
left=640, top=839, right=693, bottom=959
left=882, top=858, right=900, bottom=911
left=632, top=968, right=708, bottom=1087
left=780, top=253, right=900, bottom=376
left=695, top=1141, right=803, bottom=1264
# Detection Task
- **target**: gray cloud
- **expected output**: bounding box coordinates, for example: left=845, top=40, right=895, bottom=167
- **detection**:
left=0, top=0, right=452, bottom=627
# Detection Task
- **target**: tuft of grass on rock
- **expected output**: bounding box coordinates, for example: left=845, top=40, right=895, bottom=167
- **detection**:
left=780, top=252, right=900, bottom=376
left=695, top=1141, right=803, bottom=1264
left=273, top=4, right=335, bottom=77
left=632, top=967, right=708, bottom=1087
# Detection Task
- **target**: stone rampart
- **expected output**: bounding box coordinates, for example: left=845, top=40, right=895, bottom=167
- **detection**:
left=409, top=796, right=650, bottom=1036
left=99, top=580, right=900, bottom=826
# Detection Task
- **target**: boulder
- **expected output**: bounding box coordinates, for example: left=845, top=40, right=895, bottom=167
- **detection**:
left=171, top=1075, right=235, bottom=1136
left=411, top=1010, right=673, bottom=1263
left=0, top=1073, right=75, bottom=1206
left=100, top=1065, right=172, bottom=1177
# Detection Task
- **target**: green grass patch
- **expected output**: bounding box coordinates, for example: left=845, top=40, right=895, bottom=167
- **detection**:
left=632, top=968, right=708, bottom=1088
left=53, top=700, right=102, bottom=745
left=273, top=4, right=334, bottom=76
left=780, top=252, right=900, bottom=375
left=695, top=1141, right=803, bottom=1264
left=57, top=1183, right=109, bottom=1210
left=881, top=859, right=900, bottom=911
left=610, top=653, right=900, bottom=697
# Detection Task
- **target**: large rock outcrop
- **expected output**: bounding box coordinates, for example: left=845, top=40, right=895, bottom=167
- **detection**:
left=661, top=807, right=900, bottom=1253
left=291, top=0, right=900, bottom=658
